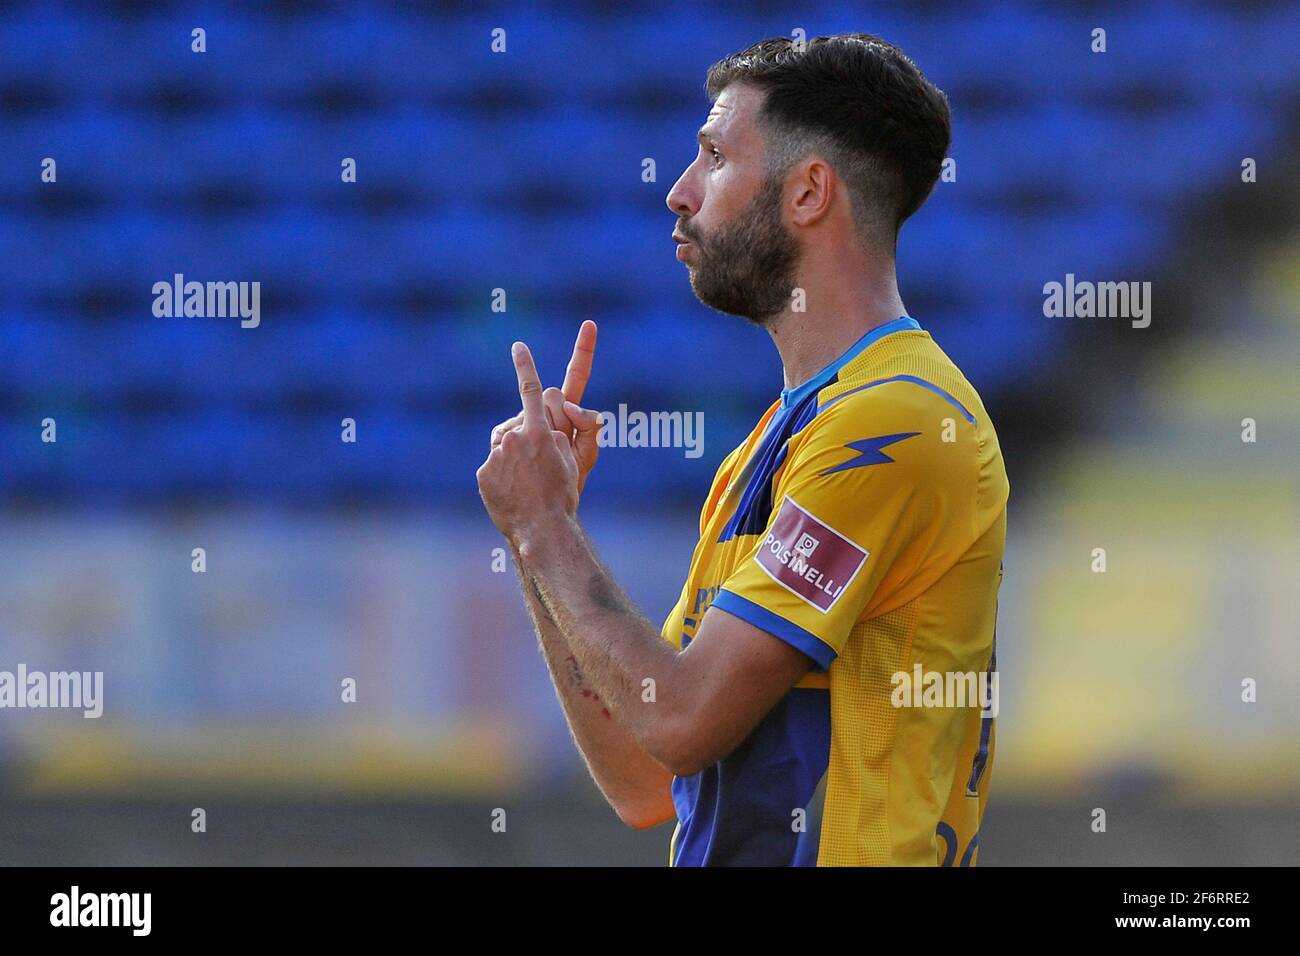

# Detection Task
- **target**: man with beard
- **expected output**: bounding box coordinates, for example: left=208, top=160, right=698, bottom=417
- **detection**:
left=477, top=34, right=1009, bottom=866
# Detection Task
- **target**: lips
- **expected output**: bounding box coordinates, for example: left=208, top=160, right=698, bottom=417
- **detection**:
left=673, top=230, right=694, bottom=261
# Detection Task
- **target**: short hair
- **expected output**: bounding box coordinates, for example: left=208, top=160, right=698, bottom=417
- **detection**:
left=705, top=34, right=951, bottom=247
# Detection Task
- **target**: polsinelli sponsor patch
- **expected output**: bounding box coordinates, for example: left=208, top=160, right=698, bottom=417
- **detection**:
left=753, top=497, right=868, bottom=613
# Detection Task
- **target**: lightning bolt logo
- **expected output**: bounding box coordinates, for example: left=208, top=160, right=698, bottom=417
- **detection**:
left=820, top=432, right=921, bottom=475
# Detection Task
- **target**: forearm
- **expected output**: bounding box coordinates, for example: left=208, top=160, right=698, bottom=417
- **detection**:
left=511, top=545, right=676, bottom=827
left=514, top=514, right=694, bottom=767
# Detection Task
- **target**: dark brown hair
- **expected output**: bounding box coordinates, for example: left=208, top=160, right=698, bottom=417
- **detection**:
left=706, top=34, right=951, bottom=242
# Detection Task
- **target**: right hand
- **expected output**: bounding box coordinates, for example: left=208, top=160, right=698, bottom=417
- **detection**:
left=489, top=320, right=603, bottom=493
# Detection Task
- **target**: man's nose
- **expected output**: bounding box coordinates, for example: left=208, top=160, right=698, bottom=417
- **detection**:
left=666, top=168, right=699, bottom=218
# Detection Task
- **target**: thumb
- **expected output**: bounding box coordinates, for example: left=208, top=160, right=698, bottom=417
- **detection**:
left=564, top=401, right=602, bottom=472
left=562, top=401, right=601, bottom=436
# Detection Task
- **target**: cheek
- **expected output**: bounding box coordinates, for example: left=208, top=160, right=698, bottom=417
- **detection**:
left=698, top=170, right=749, bottom=230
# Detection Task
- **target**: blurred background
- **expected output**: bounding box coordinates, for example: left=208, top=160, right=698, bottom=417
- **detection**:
left=1, top=0, right=1299, bottom=865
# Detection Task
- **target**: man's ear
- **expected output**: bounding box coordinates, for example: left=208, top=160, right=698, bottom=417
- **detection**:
left=789, top=157, right=835, bottom=228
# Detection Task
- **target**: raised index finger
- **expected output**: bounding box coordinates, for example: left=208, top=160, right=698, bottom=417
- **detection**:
left=561, top=320, right=598, bottom=405
left=511, top=341, right=546, bottom=426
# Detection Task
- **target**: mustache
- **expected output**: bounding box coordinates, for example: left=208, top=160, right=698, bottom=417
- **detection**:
left=677, top=219, right=702, bottom=242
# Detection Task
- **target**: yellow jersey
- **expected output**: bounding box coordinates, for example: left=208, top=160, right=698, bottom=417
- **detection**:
left=661, top=316, right=1008, bottom=866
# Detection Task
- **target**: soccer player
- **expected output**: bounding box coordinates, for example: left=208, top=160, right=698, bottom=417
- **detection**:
left=477, top=34, right=1008, bottom=866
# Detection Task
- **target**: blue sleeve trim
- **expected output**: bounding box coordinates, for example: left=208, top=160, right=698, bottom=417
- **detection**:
left=711, top=589, right=838, bottom=672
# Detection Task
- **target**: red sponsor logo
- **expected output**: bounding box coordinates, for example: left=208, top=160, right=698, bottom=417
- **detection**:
left=753, top=497, right=868, bottom=613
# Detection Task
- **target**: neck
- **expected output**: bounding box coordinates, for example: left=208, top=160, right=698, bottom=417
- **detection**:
left=767, top=255, right=907, bottom=392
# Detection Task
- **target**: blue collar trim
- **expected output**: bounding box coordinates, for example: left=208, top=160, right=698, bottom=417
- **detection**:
left=779, top=315, right=921, bottom=409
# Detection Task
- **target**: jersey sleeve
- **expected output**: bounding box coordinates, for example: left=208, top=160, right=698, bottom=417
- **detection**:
left=710, top=383, right=976, bottom=670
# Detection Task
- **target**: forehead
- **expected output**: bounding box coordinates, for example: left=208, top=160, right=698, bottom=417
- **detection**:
left=702, top=83, right=765, bottom=143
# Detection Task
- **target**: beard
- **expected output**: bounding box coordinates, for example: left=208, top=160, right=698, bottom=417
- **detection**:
left=678, top=173, right=799, bottom=325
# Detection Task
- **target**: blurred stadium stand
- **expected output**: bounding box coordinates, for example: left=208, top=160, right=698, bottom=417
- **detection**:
left=1, top=1, right=1299, bottom=863
left=2, top=0, right=1298, bottom=504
